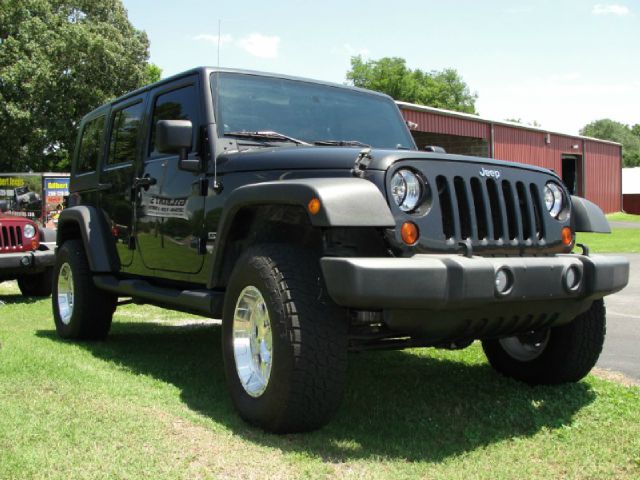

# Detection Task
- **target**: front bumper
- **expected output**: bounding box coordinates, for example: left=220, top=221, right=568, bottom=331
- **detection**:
left=320, top=254, right=629, bottom=310
left=0, top=248, right=56, bottom=277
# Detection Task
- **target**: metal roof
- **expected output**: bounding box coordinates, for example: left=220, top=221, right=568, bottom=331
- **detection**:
left=396, top=101, right=622, bottom=147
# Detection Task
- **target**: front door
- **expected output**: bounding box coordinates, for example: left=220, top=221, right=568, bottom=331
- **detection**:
left=135, top=76, right=206, bottom=274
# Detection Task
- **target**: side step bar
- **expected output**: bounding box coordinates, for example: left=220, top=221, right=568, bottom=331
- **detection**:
left=93, top=275, right=224, bottom=317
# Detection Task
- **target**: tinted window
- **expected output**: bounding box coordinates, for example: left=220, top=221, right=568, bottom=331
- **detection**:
left=149, top=85, right=198, bottom=155
left=213, top=73, right=415, bottom=149
left=108, top=102, right=144, bottom=165
left=77, top=115, right=105, bottom=172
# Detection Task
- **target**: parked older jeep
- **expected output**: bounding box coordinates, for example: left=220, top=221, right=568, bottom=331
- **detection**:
left=0, top=202, right=55, bottom=296
left=53, top=68, right=629, bottom=433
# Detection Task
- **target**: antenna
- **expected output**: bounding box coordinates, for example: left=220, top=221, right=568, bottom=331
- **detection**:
left=217, top=19, right=221, bottom=66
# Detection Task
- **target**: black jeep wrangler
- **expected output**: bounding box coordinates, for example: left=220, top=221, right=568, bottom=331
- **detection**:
left=53, top=68, right=629, bottom=433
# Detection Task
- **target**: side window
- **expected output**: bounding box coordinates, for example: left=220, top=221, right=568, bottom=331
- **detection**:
left=108, top=102, right=144, bottom=165
left=77, top=115, right=105, bottom=173
left=149, top=84, right=198, bottom=156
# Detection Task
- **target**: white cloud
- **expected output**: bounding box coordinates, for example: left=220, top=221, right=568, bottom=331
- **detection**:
left=592, top=4, right=630, bottom=15
left=237, top=33, right=280, bottom=59
left=193, top=33, right=233, bottom=45
left=343, top=43, right=370, bottom=57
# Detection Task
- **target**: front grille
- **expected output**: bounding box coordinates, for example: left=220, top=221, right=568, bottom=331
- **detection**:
left=436, top=175, right=545, bottom=244
left=0, top=225, right=23, bottom=251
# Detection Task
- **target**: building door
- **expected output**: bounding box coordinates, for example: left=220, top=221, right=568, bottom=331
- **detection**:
left=561, top=154, right=583, bottom=196
left=135, top=77, right=206, bottom=274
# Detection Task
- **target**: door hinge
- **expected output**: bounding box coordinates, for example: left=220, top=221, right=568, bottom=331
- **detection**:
left=199, top=178, right=209, bottom=196
left=198, top=237, right=207, bottom=255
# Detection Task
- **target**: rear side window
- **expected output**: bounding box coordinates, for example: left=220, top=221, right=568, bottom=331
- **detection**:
left=149, top=85, right=198, bottom=155
left=77, top=115, right=105, bottom=173
left=108, top=102, right=144, bottom=165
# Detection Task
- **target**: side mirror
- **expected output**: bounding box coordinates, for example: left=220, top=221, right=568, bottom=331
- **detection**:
left=156, top=119, right=200, bottom=171
left=0, top=200, right=7, bottom=213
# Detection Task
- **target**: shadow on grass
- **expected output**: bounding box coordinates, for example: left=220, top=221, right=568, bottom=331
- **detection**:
left=37, top=321, right=596, bottom=462
left=0, top=294, right=46, bottom=305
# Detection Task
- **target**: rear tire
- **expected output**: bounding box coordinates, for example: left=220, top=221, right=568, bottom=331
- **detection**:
left=482, top=300, right=606, bottom=385
left=17, top=268, right=53, bottom=297
left=222, top=245, right=348, bottom=433
left=52, top=239, right=116, bottom=340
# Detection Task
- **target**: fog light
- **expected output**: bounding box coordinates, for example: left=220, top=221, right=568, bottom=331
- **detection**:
left=20, top=255, right=32, bottom=266
left=495, top=268, right=513, bottom=295
left=564, top=265, right=582, bottom=292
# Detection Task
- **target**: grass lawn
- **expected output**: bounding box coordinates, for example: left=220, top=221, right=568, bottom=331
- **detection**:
left=576, top=228, right=640, bottom=253
left=573, top=212, right=640, bottom=253
left=606, top=212, right=640, bottom=223
left=1, top=282, right=639, bottom=479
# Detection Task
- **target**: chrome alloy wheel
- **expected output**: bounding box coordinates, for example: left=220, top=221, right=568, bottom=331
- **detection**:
left=499, top=330, right=551, bottom=362
left=57, top=263, right=74, bottom=325
left=232, top=286, right=273, bottom=397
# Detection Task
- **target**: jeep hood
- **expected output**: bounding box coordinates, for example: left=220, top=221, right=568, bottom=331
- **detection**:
left=217, top=146, right=556, bottom=177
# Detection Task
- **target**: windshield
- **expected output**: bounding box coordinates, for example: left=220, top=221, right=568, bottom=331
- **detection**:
left=212, top=72, right=415, bottom=149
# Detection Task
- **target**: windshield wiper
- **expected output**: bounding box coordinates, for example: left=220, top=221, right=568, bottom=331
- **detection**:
left=225, top=130, right=311, bottom=146
left=313, top=139, right=371, bottom=148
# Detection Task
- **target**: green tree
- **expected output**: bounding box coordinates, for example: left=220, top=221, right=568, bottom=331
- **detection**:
left=631, top=124, right=640, bottom=139
left=580, top=119, right=640, bottom=167
left=346, top=56, right=477, bottom=114
left=0, top=0, right=160, bottom=173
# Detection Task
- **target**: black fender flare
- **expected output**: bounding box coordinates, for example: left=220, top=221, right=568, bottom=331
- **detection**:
left=57, top=206, right=120, bottom=272
left=208, top=177, right=394, bottom=288
left=571, top=196, right=611, bottom=233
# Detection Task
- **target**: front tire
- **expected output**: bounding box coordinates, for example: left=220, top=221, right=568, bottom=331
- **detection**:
left=17, top=268, right=53, bottom=297
left=482, top=300, right=606, bottom=385
left=222, top=245, right=348, bottom=433
left=52, top=239, right=116, bottom=340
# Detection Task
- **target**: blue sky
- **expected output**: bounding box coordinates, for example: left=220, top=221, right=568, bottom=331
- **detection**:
left=122, top=0, right=639, bottom=135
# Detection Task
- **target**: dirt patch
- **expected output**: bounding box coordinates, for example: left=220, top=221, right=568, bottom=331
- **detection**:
left=592, top=368, right=639, bottom=387
left=153, top=409, right=297, bottom=480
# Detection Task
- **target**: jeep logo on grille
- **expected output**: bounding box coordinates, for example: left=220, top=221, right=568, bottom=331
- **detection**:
left=479, top=167, right=501, bottom=179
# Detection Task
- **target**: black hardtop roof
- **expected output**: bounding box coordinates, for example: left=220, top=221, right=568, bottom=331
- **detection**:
left=83, top=67, right=393, bottom=119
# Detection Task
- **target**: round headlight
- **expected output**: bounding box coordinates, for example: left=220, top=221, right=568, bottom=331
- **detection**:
left=544, top=182, right=563, bottom=218
left=23, top=223, right=36, bottom=239
left=391, top=169, right=422, bottom=212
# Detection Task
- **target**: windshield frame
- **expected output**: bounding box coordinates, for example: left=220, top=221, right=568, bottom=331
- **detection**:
left=210, top=71, right=416, bottom=150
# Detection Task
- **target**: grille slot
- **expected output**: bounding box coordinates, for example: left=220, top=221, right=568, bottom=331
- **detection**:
left=470, top=178, right=488, bottom=240
left=437, top=176, right=455, bottom=239
left=1, top=225, right=23, bottom=250
left=501, top=181, right=518, bottom=240
left=486, top=179, right=503, bottom=240
left=516, top=182, right=532, bottom=240
left=530, top=184, right=545, bottom=240
left=454, top=176, right=471, bottom=239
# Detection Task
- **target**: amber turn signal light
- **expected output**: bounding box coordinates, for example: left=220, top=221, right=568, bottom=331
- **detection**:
left=308, top=197, right=321, bottom=215
left=401, top=221, right=419, bottom=245
left=561, top=226, right=573, bottom=246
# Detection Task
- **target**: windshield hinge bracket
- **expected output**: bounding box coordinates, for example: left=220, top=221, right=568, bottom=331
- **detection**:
left=352, top=148, right=372, bottom=178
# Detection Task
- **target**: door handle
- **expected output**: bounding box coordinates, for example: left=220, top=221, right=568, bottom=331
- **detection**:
left=133, top=176, right=157, bottom=191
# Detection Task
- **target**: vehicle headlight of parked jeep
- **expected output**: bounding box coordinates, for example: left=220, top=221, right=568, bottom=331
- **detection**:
left=544, top=182, right=564, bottom=218
left=390, top=169, right=425, bottom=212
left=23, top=223, right=36, bottom=239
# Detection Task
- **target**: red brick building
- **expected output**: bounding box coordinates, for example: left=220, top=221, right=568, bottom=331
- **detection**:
left=398, top=102, right=623, bottom=213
